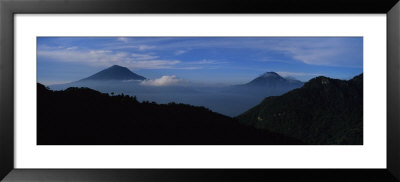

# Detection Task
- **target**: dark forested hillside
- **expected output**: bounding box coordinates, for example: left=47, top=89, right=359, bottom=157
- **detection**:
left=237, top=74, right=363, bottom=145
left=37, top=83, right=303, bottom=145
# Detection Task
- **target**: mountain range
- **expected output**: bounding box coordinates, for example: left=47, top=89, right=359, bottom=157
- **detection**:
left=38, top=65, right=363, bottom=145
left=48, top=65, right=304, bottom=116
left=237, top=74, right=363, bottom=145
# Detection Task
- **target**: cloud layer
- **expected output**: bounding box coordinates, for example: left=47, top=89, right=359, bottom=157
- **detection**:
left=37, top=46, right=223, bottom=70
left=38, top=48, right=182, bottom=69
left=140, top=75, right=185, bottom=86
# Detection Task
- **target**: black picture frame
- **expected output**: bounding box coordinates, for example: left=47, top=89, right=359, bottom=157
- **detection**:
left=1, top=0, right=399, bottom=181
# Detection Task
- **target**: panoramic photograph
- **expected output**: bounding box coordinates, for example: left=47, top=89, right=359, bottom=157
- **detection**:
left=37, top=37, right=363, bottom=145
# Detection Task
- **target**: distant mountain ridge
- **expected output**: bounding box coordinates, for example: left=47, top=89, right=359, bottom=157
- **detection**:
left=237, top=74, right=363, bottom=145
left=245, top=72, right=303, bottom=87
left=79, top=65, right=146, bottom=81
left=226, top=72, right=304, bottom=98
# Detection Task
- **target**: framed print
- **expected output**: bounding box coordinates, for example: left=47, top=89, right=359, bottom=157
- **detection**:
left=1, top=0, right=400, bottom=181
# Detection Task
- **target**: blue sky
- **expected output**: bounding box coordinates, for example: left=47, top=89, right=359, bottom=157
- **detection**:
left=37, top=37, right=363, bottom=85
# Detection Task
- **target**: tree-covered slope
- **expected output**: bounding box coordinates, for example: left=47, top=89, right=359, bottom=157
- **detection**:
left=237, top=74, right=363, bottom=145
left=37, top=83, right=303, bottom=145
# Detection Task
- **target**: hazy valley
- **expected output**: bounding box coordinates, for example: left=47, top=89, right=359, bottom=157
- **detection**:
left=48, top=65, right=304, bottom=116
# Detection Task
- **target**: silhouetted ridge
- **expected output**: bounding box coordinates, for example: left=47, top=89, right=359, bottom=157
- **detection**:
left=80, top=65, right=146, bottom=81
left=37, top=83, right=303, bottom=145
left=237, top=73, right=363, bottom=145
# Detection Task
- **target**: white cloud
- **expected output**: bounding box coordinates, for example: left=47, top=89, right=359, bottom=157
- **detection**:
left=37, top=48, right=180, bottom=69
left=131, top=60, right=181, bottom=69
left=131, top=53, right=159, bottom=60
left=112, top=45, right=156, bottom=51
left=138, top=45, right=155, bottom=51
left=173, top=66, right=202, bottom=70
left=175, top=50, right=187, bottom=55
left=140, top=75, right=185, bottom=86
left=273, top=44, right=342, bottom=67
left=117, top=37, right=129, bottom=42
left=138, top=38, right=362, bottom=68
left=276, top=71, right=325, bottom=81
left=276, top=71, right=321, bottom=77
left=191, top=59, right=226, bottom=65
left=37, top=46, right=220, bottom=70
left=267, top=38, right=362, bottom=68
left=66, top=46, right=78, bottom=50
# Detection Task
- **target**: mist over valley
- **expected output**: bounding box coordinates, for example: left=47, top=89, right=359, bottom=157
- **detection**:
left=48, top=65, right=304, bottom=116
